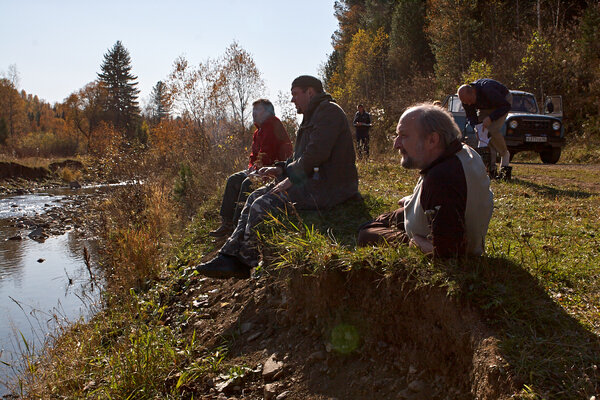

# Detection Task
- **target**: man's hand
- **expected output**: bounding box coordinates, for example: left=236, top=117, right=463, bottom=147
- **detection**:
left=271, top=177, right=292, bottom=194
left=482, top=116, right=492, bottom=129
left=258, top=166, right=282, bottom=178
left=409, top=234, right=434, bottom=255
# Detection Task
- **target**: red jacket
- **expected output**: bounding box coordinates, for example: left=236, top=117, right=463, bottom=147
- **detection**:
left=248, top=115, right=293, bottom=169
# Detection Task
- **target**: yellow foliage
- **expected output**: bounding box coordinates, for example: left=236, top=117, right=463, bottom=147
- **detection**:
left=339, top=27, right=389, bottom=106
left=58, top=166, right=82, bottom=182
left=461, top=60, right=494, bottom=86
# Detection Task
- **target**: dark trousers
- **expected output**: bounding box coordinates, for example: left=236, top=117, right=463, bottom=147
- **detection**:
left=357, top=134, right=370, bottom=158
left=219, top=170, right=254, bottom=224
left=220, top=183, right=291, bottom=267
left=357, top=208, right=409, bottom=246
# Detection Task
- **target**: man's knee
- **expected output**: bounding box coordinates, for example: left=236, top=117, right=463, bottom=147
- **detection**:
left=226, top=171, right=246, bottom=187
left=240, top=178, right=253, bottom=194
left=357, top=226, right=382, bottom=247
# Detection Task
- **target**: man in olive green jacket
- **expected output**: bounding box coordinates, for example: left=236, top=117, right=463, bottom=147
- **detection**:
left=195, top=75, right=359, bottom=279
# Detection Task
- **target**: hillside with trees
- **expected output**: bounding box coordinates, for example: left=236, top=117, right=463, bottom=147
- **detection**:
left=323, top=0, right=600, bottom=154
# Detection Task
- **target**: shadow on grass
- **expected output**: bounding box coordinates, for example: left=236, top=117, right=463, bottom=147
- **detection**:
left=511, top=177, right=594, bottom=199
left=259, top=190, right=599, bottom=396
left=295, top=194, right=381, bottom=246
left=441, top=255, right=600, bottom=397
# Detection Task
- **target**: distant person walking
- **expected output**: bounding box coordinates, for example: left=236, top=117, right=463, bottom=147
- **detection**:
left=457, top=79, right=513, bottom=180
left=353, top=104, right=371, bottom=159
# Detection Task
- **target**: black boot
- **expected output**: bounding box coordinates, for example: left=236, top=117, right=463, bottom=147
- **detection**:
left=209, top=219, right=233, bottom=237
left=500, top=166, right=512, bottom=181
left=195, top=254, right=251, bottom=279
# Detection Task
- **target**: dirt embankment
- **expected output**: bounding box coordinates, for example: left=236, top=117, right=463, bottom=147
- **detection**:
left=0, top=161, right=51, bottom=180
left=168, top=267, right=517, bottom=399
left=0, top=159, right=86, bottom=195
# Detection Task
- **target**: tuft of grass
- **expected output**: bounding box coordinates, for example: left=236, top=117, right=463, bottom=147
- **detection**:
left=58, top=166, right=82, bottom=183
left=101, top=181, right=177, bottom=293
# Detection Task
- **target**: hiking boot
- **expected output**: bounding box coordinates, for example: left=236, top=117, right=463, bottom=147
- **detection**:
left=195, top=254, right=251, bottom=279
left=499, top=166, right=512, bottom=181
left=209, top=220, right=233, bottom=237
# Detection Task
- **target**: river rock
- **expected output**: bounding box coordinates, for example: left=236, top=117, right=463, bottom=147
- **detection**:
left=8, top=234, right=22, bottom=240
left=37, top=258, right=45, bottom=263
left=264, top=383, right=278, bottom=400
left=28, top=227, right=48, bottom=242
left=262, top=354, right=284, bottom=381
left=69, top=180, right=82, bottom=189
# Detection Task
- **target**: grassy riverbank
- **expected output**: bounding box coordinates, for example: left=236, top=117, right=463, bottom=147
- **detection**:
left=9, top=146, right=600, bottom=398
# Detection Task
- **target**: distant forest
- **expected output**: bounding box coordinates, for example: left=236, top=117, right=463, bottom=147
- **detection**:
left=323, top=0, right=600, bottom=148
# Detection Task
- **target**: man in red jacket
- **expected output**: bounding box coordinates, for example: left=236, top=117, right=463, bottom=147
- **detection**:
left=210, top=99, right=292, bottom=237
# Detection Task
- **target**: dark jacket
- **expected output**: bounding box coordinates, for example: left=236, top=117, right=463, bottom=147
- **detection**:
left=353, top=111, right=371, bottom=137
left=464, top=78, right=511, bottom=127
left=276, top=93, right=359, bottom=209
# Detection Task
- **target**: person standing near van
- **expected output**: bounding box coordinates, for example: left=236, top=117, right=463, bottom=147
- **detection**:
left=458, top=79, right=513, bottom=180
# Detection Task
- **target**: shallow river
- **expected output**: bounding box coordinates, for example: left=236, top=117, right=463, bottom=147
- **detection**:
left=0, top=188, right=102, bottom=395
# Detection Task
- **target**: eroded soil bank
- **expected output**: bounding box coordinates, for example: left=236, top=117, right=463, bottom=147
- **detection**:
left=166, top=266, right=518, bottom=399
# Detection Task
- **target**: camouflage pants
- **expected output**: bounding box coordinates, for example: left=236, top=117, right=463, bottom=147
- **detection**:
left=219, top=183, right=291, bottom=267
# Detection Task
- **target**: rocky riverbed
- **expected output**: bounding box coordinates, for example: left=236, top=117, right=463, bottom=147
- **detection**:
left=0, top=180, right=126, bottom=245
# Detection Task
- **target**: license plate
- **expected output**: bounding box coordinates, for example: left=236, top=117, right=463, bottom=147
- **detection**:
left=525, top=136, right=547, bottom=142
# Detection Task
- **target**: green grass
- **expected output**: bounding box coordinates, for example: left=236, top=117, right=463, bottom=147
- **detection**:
left=254, top=157, right=600, bottom=398
left=17, top=154, right=600, bottom=399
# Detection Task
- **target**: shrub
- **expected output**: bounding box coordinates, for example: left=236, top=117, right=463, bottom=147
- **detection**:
left=10, top=131, right=80, bottom=157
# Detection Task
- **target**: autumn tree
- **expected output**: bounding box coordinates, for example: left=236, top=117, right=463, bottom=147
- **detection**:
left=426, top=0, right=482, bottom=92
left=0, top=118, right=8, bottom=145
left=388, top=0, right=433, bottom=78
left=0, top=65, right=27, bottom=137
left=64, top=81, right=106, bottom=152
left=97, top=41, right=140, bottom=138
left=166, top=55, right=220, bottom=142
left=215, top=41, right=265, bottom=134
left=342, top=28, right=389, bottom=106
left=516, top=31, right=555, bottom=100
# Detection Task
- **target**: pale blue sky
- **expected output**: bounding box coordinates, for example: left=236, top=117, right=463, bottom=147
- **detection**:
left=0, top=0, right=338, bottom=107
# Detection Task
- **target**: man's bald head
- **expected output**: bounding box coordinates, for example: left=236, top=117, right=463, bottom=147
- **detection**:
left=457, top=84, right=476, bottom=105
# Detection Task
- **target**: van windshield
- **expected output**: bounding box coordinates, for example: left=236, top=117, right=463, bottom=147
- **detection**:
left=511, top=94, right=539, bottom=113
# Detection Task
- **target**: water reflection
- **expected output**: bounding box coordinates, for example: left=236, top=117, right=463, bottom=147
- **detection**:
left=0, top=191, right=102, bottom=396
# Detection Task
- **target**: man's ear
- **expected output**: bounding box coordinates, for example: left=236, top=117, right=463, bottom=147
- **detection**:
left=427, top=131, right=441, bottom=148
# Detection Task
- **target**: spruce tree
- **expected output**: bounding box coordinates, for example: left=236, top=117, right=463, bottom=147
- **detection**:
left=97, top=40, right=140, bottom=137
left=149, top=80, right=169, bottom=123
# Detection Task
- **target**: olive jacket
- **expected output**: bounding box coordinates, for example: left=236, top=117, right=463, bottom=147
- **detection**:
left=276, top=93, right=359, bottom=209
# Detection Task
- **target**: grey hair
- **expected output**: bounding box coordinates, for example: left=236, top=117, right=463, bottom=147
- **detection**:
left=405, top=103, right=462, bottom=147
left=252, top=98, right=275, bottom=116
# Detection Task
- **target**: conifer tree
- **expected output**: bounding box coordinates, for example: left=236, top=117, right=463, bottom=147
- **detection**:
left=149, top=80, right=170, bottom=123
left=97, top=40, right=140, bottom=137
